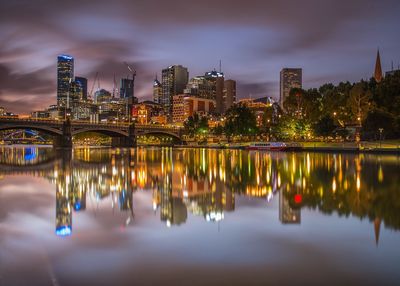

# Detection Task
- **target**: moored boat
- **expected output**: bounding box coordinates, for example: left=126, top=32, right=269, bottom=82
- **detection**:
left=247, top=142, right=288, bottom=151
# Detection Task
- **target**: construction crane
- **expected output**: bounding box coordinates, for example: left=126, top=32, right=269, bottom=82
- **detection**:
left=122, top=62, right=137, bottom=123
left=124, top=62, right=136, bottom=81
left=89, top=72, right=100, bottom=99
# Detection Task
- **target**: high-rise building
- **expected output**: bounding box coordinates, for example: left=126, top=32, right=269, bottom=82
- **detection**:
left=223, top=79, right=236, bottom=112
left=153, top=76, right=162, bottom=104
left=279, top=68, right=302, bottom=108
left=161, top=65, right=189, bottom=120
left=184, top=76, right=215, bottom=99
left=374, top=49, right=383, bottom=83
left=204, top=71, right=224, bottom=114
left=75, top=77, right=88, bottom=101
left=57, top=55, right=74, bottom=107
left=120, top=78, right=134, bottom=99
left=184, top=71, right=235, bottom=114
left=94, top=89, right=112, bottom=103
left=69, top=81, right=83, bottom=101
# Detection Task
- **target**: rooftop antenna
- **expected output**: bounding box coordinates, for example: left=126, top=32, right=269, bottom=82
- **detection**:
left=219, top=60, right=222, bottom=73
left=391, top=61, right=394, bottom=71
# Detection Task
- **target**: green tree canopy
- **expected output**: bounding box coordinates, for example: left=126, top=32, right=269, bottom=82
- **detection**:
left=224, top=104, right=258, bottom=137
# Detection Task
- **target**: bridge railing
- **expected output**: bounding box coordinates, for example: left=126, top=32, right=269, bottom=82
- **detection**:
left=0, top=116, right=184, bottom=131
left=0, top=116, right=62, bottom=124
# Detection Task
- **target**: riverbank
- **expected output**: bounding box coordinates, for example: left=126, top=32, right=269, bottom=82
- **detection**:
left=177, top=141, right=400, bottom=154
left=2, top=141, right=400, bottom=154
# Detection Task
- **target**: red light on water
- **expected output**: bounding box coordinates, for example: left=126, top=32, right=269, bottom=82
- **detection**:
left=294, top=194, right=302, bottom=204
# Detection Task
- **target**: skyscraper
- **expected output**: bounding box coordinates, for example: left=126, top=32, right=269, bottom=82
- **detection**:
left=57, top=55, right=74, bottom=107
left=153, top=76, right=162, bottom=104
left=374, top=49, right=383, bottom=83
left=223, top=79, right=236, bottom=112
left=184, top=71, right=235, bottom=114
left=204, top=71, right=224, bottom=114
left=161, top=65, right=189, bottom=120
left=120, top=78, right=134, bottom=99
left=75, top=77, right=88, bottom=101
left=280, top=68, right=302, bottom=108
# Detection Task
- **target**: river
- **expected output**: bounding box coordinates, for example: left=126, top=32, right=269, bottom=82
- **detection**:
left=0, top=146, right=400, bottom=285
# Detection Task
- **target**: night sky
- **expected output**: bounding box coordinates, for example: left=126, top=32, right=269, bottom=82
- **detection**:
left=0, top=0, right=399, bottom=114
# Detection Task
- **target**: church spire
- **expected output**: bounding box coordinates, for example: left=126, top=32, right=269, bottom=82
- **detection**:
left=374, top=49, right=383, bottom=83
left=374, top=218, right=381, bottom=247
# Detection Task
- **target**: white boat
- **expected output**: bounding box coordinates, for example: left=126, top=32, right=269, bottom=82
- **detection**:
left=247, top=142, right=288, bottom=151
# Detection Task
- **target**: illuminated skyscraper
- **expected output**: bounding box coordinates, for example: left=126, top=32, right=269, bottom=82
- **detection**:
left=57, top=55, right=74, bottom=107
left=202, top=71, right=224, bottom=114
left=279, top=68, right=302, bottom=108
left=184, top=71, right=235, bottom=114
left=161, top=65, right=189, bottom=120
left=153, top=76, right=162, bottom=104
left=75, top=76, right=88, bottom=101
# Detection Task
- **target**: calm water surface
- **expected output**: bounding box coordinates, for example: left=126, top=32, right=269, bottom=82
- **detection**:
left=1, top=146, right=400, bottom=285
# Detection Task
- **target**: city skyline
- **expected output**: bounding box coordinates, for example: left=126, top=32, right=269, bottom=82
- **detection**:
left=0, top=0, right=400, bottom=114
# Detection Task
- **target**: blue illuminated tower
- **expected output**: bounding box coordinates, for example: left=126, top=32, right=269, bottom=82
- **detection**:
left=57, top=55, right=74, bottom=107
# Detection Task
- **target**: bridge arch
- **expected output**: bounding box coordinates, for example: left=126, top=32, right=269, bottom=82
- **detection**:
left=71, top=127, right=129, bottom=138
left=136, top=131, right=183, bottom=143
left=0, top=125, right=62, bottom=136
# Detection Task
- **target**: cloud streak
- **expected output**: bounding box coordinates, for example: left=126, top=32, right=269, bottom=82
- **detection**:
left=0, top=0, right=399, bottom=113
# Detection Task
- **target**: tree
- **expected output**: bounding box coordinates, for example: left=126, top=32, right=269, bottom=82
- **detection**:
left=212, top=124, right=224, bottom=136
left=362, top=109, right=397, bottom=139
left=347, top=82, right=374, bottom=124
left=224, top=104, right=258, bottom=138
left=314, top=115, right=336, bottom=138
left=283, top=88, right=304, bottom=117
left=271, top=116, right=312, bottom=141
left=184, top=113, right=209, bottom=137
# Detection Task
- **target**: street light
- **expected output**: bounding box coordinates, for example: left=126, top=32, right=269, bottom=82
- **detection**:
left=379, top=128, right=384, bottom=148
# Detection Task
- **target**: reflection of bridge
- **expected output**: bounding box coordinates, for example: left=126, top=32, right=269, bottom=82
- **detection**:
left=0, top=117, right=184, bottom=148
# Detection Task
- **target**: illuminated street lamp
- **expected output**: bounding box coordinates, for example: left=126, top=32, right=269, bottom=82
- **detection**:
left=379, top=128, right=384, bottom=148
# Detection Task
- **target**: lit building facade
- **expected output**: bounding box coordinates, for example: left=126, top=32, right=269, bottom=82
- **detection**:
left=184, top=76, right=215, bottom=99
left=132, top=101, right=164, bottom=125
left=57, top=55, right=74, bottom=108
left=153, top=77, right=162, bottom=104
left=204, top=71, right=224, bottom=114
left=223, top=79, right=236, bottom=112
left=172, top=95, right=216, bottom=124
left=75, top=77, right=88, bottom=101
left=184, top=71, right=235, bottom=114
left=31, top=110, right=50, bottom=119
left=279, top=68, right=302, bottom=108
left=161, top=65, right=189, bottom=121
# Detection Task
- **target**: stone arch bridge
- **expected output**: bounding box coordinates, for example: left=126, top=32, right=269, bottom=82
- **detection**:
left=0, top=117, right=184, bottom=148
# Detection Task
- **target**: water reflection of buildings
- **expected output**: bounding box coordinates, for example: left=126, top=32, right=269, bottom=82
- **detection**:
left=53, top=149, right=135, bottom=236
left=1, top=146, right=399, bottom=243
left=279, top=189, right=301, bottom=224
left=151, top=148, right=235, bottom=226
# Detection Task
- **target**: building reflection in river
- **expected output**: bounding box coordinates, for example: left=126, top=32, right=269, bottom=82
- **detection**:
left=1, top=146, right=399, bottom=239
